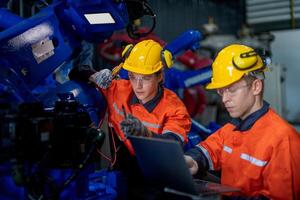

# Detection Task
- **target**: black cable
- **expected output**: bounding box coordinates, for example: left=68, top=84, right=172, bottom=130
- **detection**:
left=60, top=129, right=105, bottom=191
left=25, top=129, right=105, bottom=199
left=61, top=143, right=96, bottom=189
left=126, top=0, right=156, bottom=39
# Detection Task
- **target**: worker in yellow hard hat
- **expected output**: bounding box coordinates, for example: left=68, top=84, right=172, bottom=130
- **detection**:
left=90, top=39, right=191, bottom=198
left=184, top=44, right=300, bottom=199
left=206, top=44, right=266, bottom=90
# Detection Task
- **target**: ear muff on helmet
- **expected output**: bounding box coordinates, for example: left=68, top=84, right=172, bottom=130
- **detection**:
left=161, top=50, right=173, bottom=68
left=232, top=50, right=267, bottom=71
left=121, top=44, right=134, bottom=59
left=232, top=50, right=258, bottom=70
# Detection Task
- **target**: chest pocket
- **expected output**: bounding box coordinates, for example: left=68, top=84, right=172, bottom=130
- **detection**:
left=240, top=153, right=268, bottom=190
left=220, top=145, right=234, bottom=164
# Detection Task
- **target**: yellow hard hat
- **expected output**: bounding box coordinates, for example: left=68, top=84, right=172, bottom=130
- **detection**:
left=206, top=44, right=266, bottom=89
left=122, top=40, right=173, bottom=75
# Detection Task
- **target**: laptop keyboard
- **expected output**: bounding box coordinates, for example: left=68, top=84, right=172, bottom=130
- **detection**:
left=195, top=180, right=240, bottom=195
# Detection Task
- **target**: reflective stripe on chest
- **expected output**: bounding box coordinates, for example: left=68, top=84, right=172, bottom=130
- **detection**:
left=222, top=145, right=268, bottom=167
left=240, top=153, right=268, bottom=167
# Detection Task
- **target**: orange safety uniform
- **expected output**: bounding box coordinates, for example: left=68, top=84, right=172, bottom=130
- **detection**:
left=193, top=102, right=300, bottom=199
left=101, top=79, right=191, bottom=154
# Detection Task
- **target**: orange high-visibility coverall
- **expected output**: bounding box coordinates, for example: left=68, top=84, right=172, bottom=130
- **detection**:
left=101, top=79, right=191, bottom=154
left=197, top=107, right=300, bottom=199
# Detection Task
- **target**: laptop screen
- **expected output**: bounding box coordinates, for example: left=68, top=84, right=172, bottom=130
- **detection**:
left=129, top=135, right=198, bottom=195
left=129, top=136, right=240, bottom=196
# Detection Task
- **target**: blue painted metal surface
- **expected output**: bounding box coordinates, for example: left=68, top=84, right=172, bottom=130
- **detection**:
left=164, top=30, right=201, bottom=55
left=0, top=8, right=23, bottom=29
left=0, top=0, right=129, bottom=103
left=0, top=1, right=129, bottom=199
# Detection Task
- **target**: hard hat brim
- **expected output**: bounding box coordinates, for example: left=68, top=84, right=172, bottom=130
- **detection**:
left=122, top=62, right=163, bottom=75
left=205, top=76, right=242, bottom=90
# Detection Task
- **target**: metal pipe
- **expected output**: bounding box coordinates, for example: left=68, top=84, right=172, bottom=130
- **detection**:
left=290, top=0, right=296, bottom=28
left=6, top=0, right=13, bottom=9
left=19, top=0, right=23, bottom=17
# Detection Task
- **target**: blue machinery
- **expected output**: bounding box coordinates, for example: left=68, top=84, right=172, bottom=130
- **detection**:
left=0, top=1, right=129, bottom=198
left=0, top=1, right=213, bottom=199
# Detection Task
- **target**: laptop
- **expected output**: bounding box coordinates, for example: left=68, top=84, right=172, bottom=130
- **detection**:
left=129, top=136, right=240, bottom=197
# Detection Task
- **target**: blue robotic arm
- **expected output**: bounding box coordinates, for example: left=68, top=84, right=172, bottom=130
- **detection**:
left=164, top=29, right=201, bottom=55
left=0, top=1, right=155, bottom=199
left=163, top=30, right=212, bottom=90
left=0, top=0, right=129, bottom=104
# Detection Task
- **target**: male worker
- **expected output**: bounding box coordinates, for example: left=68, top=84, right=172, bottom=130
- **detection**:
left=90, top=39, right=191, bottom=197
left=185, top=44, right=300, bottom=199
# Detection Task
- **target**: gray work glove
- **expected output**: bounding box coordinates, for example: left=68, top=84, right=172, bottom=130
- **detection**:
left=89, top=69, right=113, bottom=89
left=120, top=114, right=152, bottom=137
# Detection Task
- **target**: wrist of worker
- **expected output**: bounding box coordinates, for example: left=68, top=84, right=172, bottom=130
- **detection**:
left=142, top=127, right=153, bottom=137
left=185, top=147, right=209, bottom=178
left=185, top=148, right=206, bottom=168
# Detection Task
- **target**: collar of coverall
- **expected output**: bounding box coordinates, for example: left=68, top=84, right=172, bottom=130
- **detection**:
left=231, top=101, right=270, bottom=132
left=130, top=85, right=164, bottom=113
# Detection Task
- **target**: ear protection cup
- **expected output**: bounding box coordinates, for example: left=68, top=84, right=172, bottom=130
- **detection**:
left=232, top=50, right=258, bottom=70
left=161, top=50, right=173, bottom=68
left=121, top=44, right=134, bottom=59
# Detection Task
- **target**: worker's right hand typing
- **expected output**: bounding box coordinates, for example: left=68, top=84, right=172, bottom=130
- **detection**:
left=184, top=155, right=199, bottom=175
left=89, top=69, right=113, bottom=89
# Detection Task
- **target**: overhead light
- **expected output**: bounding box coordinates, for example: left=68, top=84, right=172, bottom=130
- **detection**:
left=84, top=13, right=115, bottom=25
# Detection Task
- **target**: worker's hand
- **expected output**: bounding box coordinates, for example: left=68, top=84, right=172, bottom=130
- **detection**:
left=120, top=114, right=152, bottom=137
left=89, top=69, right=113, bottom=89
left=184, top=155, right=199, bottom=175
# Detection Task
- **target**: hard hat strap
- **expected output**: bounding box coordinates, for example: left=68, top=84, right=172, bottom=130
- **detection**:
left=248, top=70, right=265, bottom=80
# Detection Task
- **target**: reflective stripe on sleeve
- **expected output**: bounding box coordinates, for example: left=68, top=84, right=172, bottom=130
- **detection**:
left=240, top=153, right=268, bottom=167
left=197, top=145, right=215, bottom=170
left=113, top=103, right=124, bottom=117
left=223, top=145, right=233, bottom=154
left=142, top=121, right=161, bottom=129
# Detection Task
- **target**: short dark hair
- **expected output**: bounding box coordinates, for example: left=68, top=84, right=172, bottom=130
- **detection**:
left=243, top=73, right=265, bottom=97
